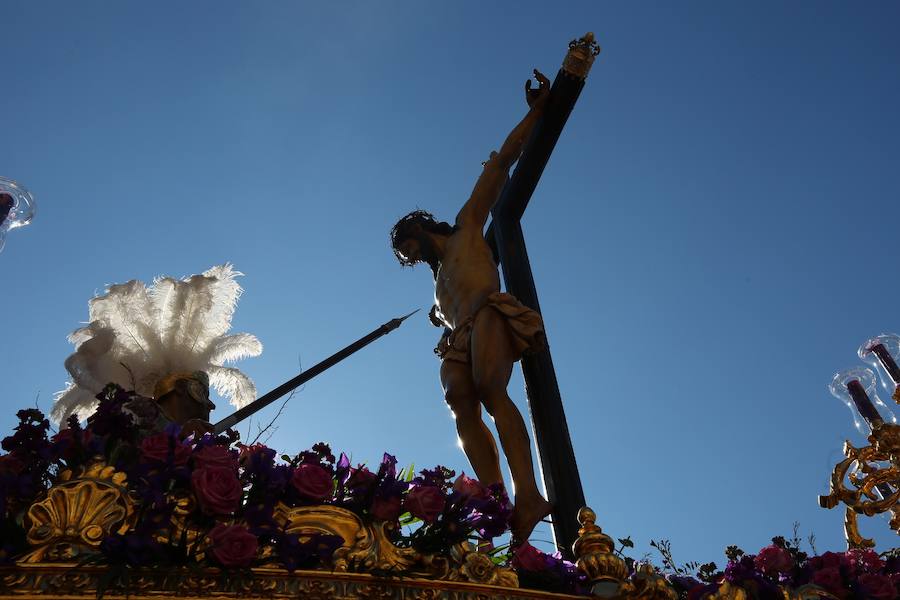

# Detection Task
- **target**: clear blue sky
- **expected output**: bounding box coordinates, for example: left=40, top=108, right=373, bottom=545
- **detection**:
left=2, top=2, right=899, bottom=565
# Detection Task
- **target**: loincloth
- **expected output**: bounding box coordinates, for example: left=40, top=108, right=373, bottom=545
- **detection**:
left=435, top=292, right=546, bottom=364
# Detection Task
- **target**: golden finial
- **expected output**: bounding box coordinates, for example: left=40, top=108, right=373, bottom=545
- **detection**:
left=562, top=33, right=602, bottom=81
left=572, top=507, right=628, bottom=597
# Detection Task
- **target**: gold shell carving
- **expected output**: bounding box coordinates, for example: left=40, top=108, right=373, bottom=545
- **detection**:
left=272, top=504, right=517, bottom=586
left=274, top=503, right=421, bottom=574
left=22, top=462, right=134, bottom=563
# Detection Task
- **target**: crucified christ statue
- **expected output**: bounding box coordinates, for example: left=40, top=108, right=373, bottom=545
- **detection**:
left=390, top=70, right=552, bottom=542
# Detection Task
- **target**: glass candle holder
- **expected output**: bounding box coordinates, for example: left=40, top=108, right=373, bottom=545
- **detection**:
left=859, top=334, right=900, bottom=401
left=829, top=368, right=897, bottom=435
left=0, top=177, right=36, bottom=253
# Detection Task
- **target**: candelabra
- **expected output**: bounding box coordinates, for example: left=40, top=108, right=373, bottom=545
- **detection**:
left=819, top=334, right=900, bottom=548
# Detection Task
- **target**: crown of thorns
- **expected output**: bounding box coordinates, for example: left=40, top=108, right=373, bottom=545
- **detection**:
left=390, top=210, right=453, bottom=266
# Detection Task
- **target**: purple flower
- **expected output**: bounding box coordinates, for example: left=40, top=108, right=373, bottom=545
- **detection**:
left=273, top=531, right=343, bottom=572
left=100, top=532, right=164, bottom=566
left=666, top=574, right=701, bottom=590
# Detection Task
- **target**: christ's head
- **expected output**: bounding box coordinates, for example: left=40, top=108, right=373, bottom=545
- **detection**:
left=390, top=210, right=454, bottom=270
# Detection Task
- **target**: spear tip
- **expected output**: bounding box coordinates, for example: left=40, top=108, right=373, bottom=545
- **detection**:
left=398, top=308, right=421, bottom=322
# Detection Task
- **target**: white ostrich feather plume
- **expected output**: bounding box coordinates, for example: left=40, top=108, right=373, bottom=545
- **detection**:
left=52, top=264, right=262, bottom=424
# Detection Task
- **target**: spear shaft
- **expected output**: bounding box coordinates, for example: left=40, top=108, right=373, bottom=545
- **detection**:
left=213, top=310, right=419, bottom=435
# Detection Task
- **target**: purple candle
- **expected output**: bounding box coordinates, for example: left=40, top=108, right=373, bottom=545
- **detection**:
left=0, top=192, right=13, bottom=227
left=868, top=343, right=900, bottom=387
left=845, top=378, right=896, bottom=500
left=846, top=379, right=883, bottom=429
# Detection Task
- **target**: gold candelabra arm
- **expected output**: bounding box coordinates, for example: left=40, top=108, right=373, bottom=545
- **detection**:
left=819, top=424, right=900, bottom=548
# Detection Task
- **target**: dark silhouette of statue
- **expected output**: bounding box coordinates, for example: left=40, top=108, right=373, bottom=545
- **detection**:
left=391, top=70, right=552, bottom=542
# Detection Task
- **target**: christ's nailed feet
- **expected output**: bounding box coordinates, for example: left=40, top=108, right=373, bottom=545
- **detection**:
left=510, top=496, right=554, bottom=544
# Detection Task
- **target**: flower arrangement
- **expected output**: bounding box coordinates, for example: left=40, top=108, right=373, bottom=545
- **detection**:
left=0, top=384, right=512, bottom=574
left=654, top=534, right=900, bottom=600
left=3, top=385, right=899, bottom=600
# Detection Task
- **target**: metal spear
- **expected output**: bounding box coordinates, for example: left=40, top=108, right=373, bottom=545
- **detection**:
left=213, top=309, right=420, bottom=435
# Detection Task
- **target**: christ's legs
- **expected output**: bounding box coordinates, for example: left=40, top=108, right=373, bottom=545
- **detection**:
left=469, top=308, right=551, bottom=541
left=440, top=359, right=503, bottom=485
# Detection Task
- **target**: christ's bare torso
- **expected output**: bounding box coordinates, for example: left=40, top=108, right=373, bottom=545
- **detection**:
left=433, top=225, right=499, bottom=329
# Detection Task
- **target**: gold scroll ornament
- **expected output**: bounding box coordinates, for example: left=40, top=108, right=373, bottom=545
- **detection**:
left=819, top=422, right=900, bottom=548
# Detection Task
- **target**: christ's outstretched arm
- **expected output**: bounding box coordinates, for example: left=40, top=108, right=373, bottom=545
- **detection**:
left=455, top=70, right=550, bottom=229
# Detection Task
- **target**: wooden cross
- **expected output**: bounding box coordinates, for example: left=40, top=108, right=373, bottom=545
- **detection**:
left=485, top=33, right=600, bottom=558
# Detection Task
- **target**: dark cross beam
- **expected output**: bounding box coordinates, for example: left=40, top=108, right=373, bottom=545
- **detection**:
left=485, top=34, right=599, bottom=559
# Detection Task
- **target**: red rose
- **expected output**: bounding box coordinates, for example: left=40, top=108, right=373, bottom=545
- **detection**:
left=812, top=567, right=847, bottom=598
left=512, top=542, right=547, bottom=572
left=346, top=467, right=377, bottom=492
left=192, top=467, right=243, bottom=515
left=193, top=445, right=238, bottom=471
left=238, top=443, right=269, bottom=461
left=819, top=551, right=846, bottom=570
left=452, top=474, right=489, bottom=499
left=404, top=484, right=445, bottom=524
left=753, top=545, right=793, bottom=575
left=858, top=574, right=897, bottom=600
left=208, top=523, right=258, bottom=568
left=140, top=432, right=191, bottom=465
left=848, top=548, right=885, bottom=574
left=371, top=495, right=402, bottom=521
left=291, top=463, right=333, bottom=502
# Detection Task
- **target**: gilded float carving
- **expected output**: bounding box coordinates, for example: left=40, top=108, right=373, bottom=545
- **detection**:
left=22, top=462, right=133, bottom=563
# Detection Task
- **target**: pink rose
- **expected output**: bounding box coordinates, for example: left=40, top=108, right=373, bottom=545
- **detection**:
left=208, top=523, right=258, bottom=568
left=512, top=542, right=547, bottom=572
left=452, top=473, right=489, bottom=499
left=192, top=467, right=243, bottom=515
left=291, top=463, right=334, bottom=502
left=858, top=574, right=897, bottom=600
left=753, top=545, right=793, bottom=575
left=811, top=567, right=847, bottom=598
left=404, top=485, right=445, bottom=524
left=371, top=495, right=402, bottom=521
left=193, top=445, right=238, bottom=471
left=140, top=432, right=191, bottom=465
